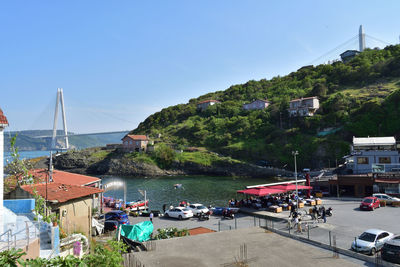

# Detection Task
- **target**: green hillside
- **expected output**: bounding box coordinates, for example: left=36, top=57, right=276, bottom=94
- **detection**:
left=132, top=46, right=400, bottom=170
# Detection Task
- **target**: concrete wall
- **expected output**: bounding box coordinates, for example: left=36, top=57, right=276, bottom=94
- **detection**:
left=56, top=197, right=92, bottom=238
left=20, top=238, right=40, bottom=261
left=4, top=199, right=35, bottom=214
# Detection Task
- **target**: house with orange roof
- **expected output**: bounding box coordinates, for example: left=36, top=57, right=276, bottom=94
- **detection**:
left=197, top=99, right=220, bottom=111
left=122, top=134, right=149, bottom=152
left=288, top=96, right=320, bottom=117
left=7, top=182, right=103, bottom=237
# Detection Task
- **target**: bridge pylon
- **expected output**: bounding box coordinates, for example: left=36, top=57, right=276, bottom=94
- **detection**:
left=51, top=88, right=69, bottom=150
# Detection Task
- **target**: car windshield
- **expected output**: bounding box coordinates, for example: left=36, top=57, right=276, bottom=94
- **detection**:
left=182, top=208, right=190, bottom=212
left=363, top=199, right=373, bottom=203
left=197, top=206, right=207, bottom=209
left=359, top=232, right=376, bottom=242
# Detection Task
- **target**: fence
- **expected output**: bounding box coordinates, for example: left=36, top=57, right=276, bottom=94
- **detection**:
left=0, top=221, right=40, bottom=252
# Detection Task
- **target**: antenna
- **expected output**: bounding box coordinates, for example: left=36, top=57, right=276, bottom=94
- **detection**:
left=51, top=88, right=69, bottom=150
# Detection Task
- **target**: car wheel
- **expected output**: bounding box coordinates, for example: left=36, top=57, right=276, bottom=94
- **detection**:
left=178, top=215, right=183, bottom=220
left=370, top=248, right=376, bottom=256
left=164, top=213, right=169, bottom=217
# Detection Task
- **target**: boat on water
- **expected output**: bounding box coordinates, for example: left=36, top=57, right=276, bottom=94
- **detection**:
left=174, top=184, right=183, bottom=189
left=127, top=200, right=149, bottom=210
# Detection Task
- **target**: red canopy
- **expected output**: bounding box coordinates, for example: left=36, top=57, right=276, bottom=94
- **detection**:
left=268, top=183, right=312, bottom=191
left=237, top=187, right=284, bottom=196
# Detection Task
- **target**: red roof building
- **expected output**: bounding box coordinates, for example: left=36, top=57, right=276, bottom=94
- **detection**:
left=20, top=182, right=103, bottom=203
left=122, top=134, right=149, bottom=152
left=0, top=108, right=8, bottom=126
left=197, top=100, right=220, bottom=111
left=29, top=169, right=101, bottom=187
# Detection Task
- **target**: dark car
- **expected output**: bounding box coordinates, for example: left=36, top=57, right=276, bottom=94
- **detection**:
left=382, top=235, right=400, bottom=264
left=104, top=220, right=119, bottom=232
left=104, top=210, right=129, bottom=224
left=360, top=197, right=380, bottom=211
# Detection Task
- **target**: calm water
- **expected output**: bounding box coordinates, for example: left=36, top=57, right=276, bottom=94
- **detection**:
left=102, top=175, right=278, bottom=211
left=4, top=150, right=50, bottom=166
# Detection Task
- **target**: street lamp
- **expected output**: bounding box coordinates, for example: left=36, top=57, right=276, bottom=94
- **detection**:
left=292, top=151, right=299, bottom=207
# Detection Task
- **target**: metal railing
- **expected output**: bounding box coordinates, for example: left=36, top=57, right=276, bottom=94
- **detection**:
left=0, top=221, right=39, bottom=252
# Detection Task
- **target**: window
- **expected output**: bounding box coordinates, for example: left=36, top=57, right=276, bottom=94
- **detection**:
left=357, top=157, right=369, bottom=164
left=379, top=157, right=391, bottom=164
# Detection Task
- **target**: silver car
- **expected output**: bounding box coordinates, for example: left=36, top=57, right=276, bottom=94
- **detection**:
left=351, top=229, right=394, bottom=255
left=186, top=203, right=209, bottom=216
left=372, top=193, right=400, bottom=205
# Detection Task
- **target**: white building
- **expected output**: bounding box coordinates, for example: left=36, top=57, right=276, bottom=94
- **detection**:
left=243, top=99, right=270, bottom=111
left=0, top=108, right=9, bottom=232
left=197, top=100, right=220, bottom=111
left=288, top=97, right=319, bottom=117
left=344, top=136, right=400, bottom=174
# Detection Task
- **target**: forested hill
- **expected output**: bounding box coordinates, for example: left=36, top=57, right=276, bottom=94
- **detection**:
left=132, top=45, right=400, bottom=170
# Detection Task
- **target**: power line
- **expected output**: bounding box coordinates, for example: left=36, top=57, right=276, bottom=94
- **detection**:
left=308, top=34, right=359, bottom=65
left=365, top=34, right=391, bottom=46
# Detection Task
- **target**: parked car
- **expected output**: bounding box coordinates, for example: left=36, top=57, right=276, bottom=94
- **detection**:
left=186, top=204, right=209, bottom=216
left=372, top=193, right=400, bottom=205
left=360, top=197, right=380, bottom=211
left=164, top=206, right=193, bottom=220
left=101, top=210, right=129, bottom=224
left=104, top=220, right=119, bottom=232
left=351, top=229, right=394, bottom=255
left=382, top=235, right=400, bottom=264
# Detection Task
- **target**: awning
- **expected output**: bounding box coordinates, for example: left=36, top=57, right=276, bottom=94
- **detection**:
left=237, top=187, right=285, bottom=196
left=268, top=183, right=313, bottom=191
left=375, top=179, right=400, bottom=184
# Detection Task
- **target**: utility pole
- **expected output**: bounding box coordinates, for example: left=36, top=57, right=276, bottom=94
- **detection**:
left=292, top=151, right=299, bottom=207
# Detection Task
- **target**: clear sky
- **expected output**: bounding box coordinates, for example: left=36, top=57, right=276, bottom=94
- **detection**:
left=1, top=0, right=400, bottom=133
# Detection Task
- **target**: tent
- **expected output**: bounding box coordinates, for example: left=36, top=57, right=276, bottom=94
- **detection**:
left=237, top=187, right=284, bottom=196
left=268, top=183, right=312, bottom=191
left=119, top=221, right=153, bottom=242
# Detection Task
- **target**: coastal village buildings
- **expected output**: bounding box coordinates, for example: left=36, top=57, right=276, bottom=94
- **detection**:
left=288, top=96, right=320, bottom=117
left=330, top=136, right=400, bottom=197
left=242, top=99, right=270, bottom=111
left=196, top=100, right=220, bottom=111
left=122, top=134, right=149, bottom=152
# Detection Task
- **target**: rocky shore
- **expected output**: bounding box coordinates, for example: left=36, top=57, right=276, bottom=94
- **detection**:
left=51, top=148, right=293, bottom=178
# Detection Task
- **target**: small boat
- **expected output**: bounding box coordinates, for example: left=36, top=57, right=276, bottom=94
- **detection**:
left=126, top=200, right=148, bottom=210
left=174, top=184, right=183, bottom=189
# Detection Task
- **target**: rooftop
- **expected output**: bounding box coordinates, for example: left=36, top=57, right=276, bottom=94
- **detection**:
left=0, top=108, right=9, bottom=126
left=289, top=96, right=318, bottom=102
left=20, top=182, right=103, bottom=203
left=29, top=169, right=100, bottom=186
left=197, top=100, right=220, bottom=104
left=123, top=134, right=149, bottom=141
left=353, top=136, right=396, bottom=146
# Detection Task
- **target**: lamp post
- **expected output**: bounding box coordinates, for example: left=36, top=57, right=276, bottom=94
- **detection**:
left=292, top=151, right=299, bottom=207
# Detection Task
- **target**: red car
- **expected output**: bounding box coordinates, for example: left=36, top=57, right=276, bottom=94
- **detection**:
left=360, top=197, right=380, bottom=211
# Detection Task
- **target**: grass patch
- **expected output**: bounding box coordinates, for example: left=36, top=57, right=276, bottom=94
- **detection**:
left=91, top=150, right=112, bottom=160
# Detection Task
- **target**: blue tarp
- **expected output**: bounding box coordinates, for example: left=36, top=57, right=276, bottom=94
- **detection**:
left=119, top=221, right=153, bottom=242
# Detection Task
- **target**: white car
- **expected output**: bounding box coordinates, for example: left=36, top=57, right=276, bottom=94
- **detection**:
left=351, top=229, right=394, bottom=255
left=372, top=193, right=400, bottom=205
left=164, top=207, right=193, bottom=220
left=187, top=204, right=209, bottom=216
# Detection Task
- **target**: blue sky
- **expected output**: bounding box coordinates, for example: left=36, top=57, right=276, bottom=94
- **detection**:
left=1, top=0, right=400, bottom=133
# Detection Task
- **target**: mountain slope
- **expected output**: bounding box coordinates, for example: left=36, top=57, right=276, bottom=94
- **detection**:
left=132, top=45, right=400, bottom=170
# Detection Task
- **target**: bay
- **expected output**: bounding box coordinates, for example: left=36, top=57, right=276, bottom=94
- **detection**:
left=102, top=175, right=278, bottom=211
left=4, top=150, right=50, bottom=166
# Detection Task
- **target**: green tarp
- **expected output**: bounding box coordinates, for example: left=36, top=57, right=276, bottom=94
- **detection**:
left=119, top=221, right=153, bottom=242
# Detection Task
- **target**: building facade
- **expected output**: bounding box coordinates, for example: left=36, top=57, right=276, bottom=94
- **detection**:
left=197, top=100, right=220, bottom=111
left=122, top=135, right=149, bottom=152
left=344, top=136, right=400, bottom=174
left=0, top=108, right=8, bottom=233
left=242, top=99, right=270, bottom=111
left=288, top=97, right=320, bottom=117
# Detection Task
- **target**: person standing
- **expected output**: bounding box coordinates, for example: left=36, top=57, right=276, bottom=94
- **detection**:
left=150, top=212, right=154, bottom=223
left=321, top=207, right=326, bottom=223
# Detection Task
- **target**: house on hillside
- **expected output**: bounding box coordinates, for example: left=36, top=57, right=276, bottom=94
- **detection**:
left=6, top=183, right=103, bottom=237
left=243, top=99, right=270, bottom=111
left=197, top=100, right=220, bottom=111
left=340, top=50, right=360, bottom=63
left=122, top=134, right=149, bottom=152
left=288, top=96, right=319, bottom=117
